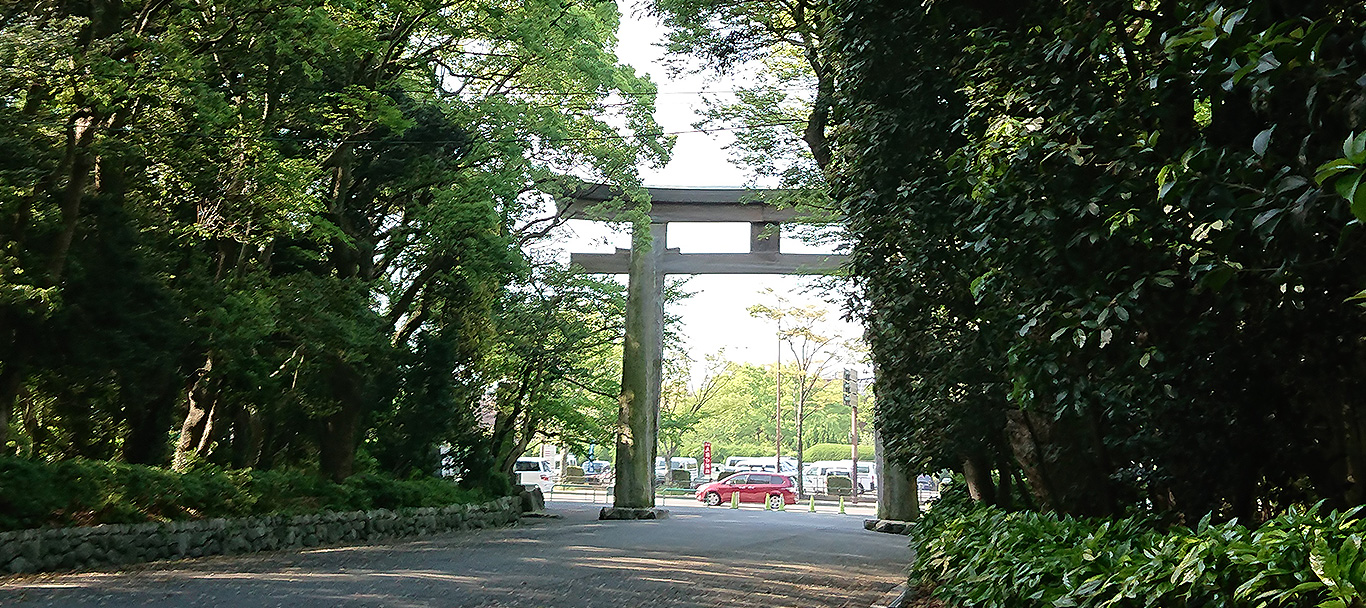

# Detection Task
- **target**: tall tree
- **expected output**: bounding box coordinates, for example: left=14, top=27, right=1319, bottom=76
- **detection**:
left=0, top=0, right=670, bottom=491
left=829, top=0, right=1366, bottom=518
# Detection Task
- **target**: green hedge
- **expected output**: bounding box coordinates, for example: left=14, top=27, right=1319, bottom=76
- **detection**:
left=804, top=443, right=855, bottom=462
left=0, top=457, right=492, bottom=532
left=910, top=487, right=1366, bottom=608
left=826, top=475, right=854, bottom=496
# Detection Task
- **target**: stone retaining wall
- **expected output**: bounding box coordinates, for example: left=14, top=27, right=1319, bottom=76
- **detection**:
left=0, top=496, right=521, bottom=575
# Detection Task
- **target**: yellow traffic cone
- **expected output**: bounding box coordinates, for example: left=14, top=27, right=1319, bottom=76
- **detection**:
left=764, top=495, right=771, bottom=510
left=779, top=497, right=786, bottom=511
left=731, top=492, right=739, bottom=509
left=809, top=496, right=816, bottom=513
left=839, top=496, right=846, bottom=514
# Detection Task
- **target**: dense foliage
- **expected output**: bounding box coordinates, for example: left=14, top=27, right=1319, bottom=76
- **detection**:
left=0, top=456, right=489, bottom=532
left=913, top=484, right=1366, bottom=608
left=0, top=0, right=663, bottom=491
left=829, top=0, right=1366, bottom=520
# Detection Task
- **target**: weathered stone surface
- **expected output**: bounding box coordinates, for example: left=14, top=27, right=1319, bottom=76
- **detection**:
left=862, top=519, right=912, bottom=535
left=0, top=497, right=519, bottom=577
left=520, top=487, right=545, bottom=513
left=7, top=556, right=34, bottom=574
left=598, top=507, right=670, bottom=520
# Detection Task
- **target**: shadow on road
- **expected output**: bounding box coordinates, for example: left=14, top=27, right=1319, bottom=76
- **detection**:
left=2, top=501, right=910, bottom=608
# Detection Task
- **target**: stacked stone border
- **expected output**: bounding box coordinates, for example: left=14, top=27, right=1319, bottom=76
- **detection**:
left=0, top=495, right=521, bottom=575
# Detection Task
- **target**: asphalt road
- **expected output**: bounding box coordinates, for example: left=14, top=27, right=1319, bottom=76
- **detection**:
left=0, top=500, right=911, bottom=608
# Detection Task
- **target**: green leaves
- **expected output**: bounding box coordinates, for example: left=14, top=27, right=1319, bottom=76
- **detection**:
left=0, top=0, right=669, bottom=482
left=1253, top=127, right=1274, bottom=157
left=1315, top=134, right=1366, bottom=221
left=913, top=497, right=1366, bottom=608
left=832, top=0, right=1366, bottom=524
left=1346, top=133, right=1366, bottom=166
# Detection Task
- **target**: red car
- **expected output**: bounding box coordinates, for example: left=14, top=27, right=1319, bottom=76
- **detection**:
left=695, top=472, right=797, bottom=509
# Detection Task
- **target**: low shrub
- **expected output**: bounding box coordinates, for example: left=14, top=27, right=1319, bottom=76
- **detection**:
left=668, top=469, right=692, bottom=488
left=563, top=466, right=585, bottom=484
left=909, top=486, right=1366, bottom=608
left=0, top=457, right=491, bottom=531
left=826, top=475, right=854, bottom=496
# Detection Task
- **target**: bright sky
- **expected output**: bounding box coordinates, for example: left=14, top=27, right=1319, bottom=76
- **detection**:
left=542, top=5, right=866, bottom=377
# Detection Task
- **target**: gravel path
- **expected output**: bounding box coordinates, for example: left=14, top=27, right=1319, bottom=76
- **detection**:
left=1, top=500, right=911, bottom=607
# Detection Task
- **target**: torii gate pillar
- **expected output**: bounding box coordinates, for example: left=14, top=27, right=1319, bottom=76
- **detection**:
left=612, top=222, right=666, bottom=511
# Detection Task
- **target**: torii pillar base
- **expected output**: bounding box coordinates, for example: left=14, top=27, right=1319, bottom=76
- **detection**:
left=875, top=425, right=920, bottom=522
left=599, top=507, right=671, bottom=520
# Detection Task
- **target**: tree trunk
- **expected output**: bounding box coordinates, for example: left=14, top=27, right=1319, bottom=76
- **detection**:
left=0, top=364, right=22, bottom=455
left=1005, top=409, right=1114, bottom=517
left=995, top=448, right=1015, bottom=510
left=795, top=394, right=805, bottom=496
left=230, top=404, right=263, bottom=469
left=319, top=358, right=367, bottom=482
left=173, top=355, right=217, bottom=471
left=122, top=383, right=176, bottom=465
left=319, top=407, right=362, bottom=482
left=962, top=451, right=997, bottom=505
left=45, top=116, right=98, bottom=286
left=20, top=388, right=45, bottom=457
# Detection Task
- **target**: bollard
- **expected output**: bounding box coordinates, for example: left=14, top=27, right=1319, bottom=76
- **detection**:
left=839, top=496, right=846, bottom=514
left=731, top=492, right=740, bottom=509
left=809, top=496, right=816, bottom=513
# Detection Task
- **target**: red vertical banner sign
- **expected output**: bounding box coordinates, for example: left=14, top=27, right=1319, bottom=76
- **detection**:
left=702, top=442, right=712, bottom=475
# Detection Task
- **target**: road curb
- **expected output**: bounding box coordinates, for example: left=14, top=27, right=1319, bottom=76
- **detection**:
left=871, top=583, right=907, bottom=608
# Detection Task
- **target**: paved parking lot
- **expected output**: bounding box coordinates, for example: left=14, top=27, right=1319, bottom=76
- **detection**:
left=1, top=500, right=911, bottom=607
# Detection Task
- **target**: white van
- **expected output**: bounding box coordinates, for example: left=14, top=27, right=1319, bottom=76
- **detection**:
left=514, top=457, right=555, bottom=493
left=731, top=456, right=797, bottom=475
left=655, top=456, right=699, bottom=482
left=802, top=459, right=876, bottom=494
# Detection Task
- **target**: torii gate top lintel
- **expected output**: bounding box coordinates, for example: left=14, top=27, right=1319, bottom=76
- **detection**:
left=562, top=183, right=799, bottom=223
left=561, top=183, right=846, bottom=275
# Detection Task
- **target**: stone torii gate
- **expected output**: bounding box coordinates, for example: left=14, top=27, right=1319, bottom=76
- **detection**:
left=561, top=184, right=846, bottom=519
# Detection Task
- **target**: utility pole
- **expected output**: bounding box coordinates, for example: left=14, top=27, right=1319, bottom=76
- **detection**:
left=845, top=369, right=859, bottom=504
left=775, top=316, right=783, bottom=466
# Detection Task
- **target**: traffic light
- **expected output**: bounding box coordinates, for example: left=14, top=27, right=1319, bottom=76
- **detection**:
left=842, top=369, right=858, bottom=408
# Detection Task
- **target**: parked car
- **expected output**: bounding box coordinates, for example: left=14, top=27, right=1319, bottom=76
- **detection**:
left=514, top=457, right=555, bottom=493
left=654, top=456, right=700, bottom=484
left=729, top=456, right=798, bottom=475
left=582, top=460, right=614, bottom=485
left=802, top=460, right=876, bottom=494
left=695, top=473, right=796, bottom=510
